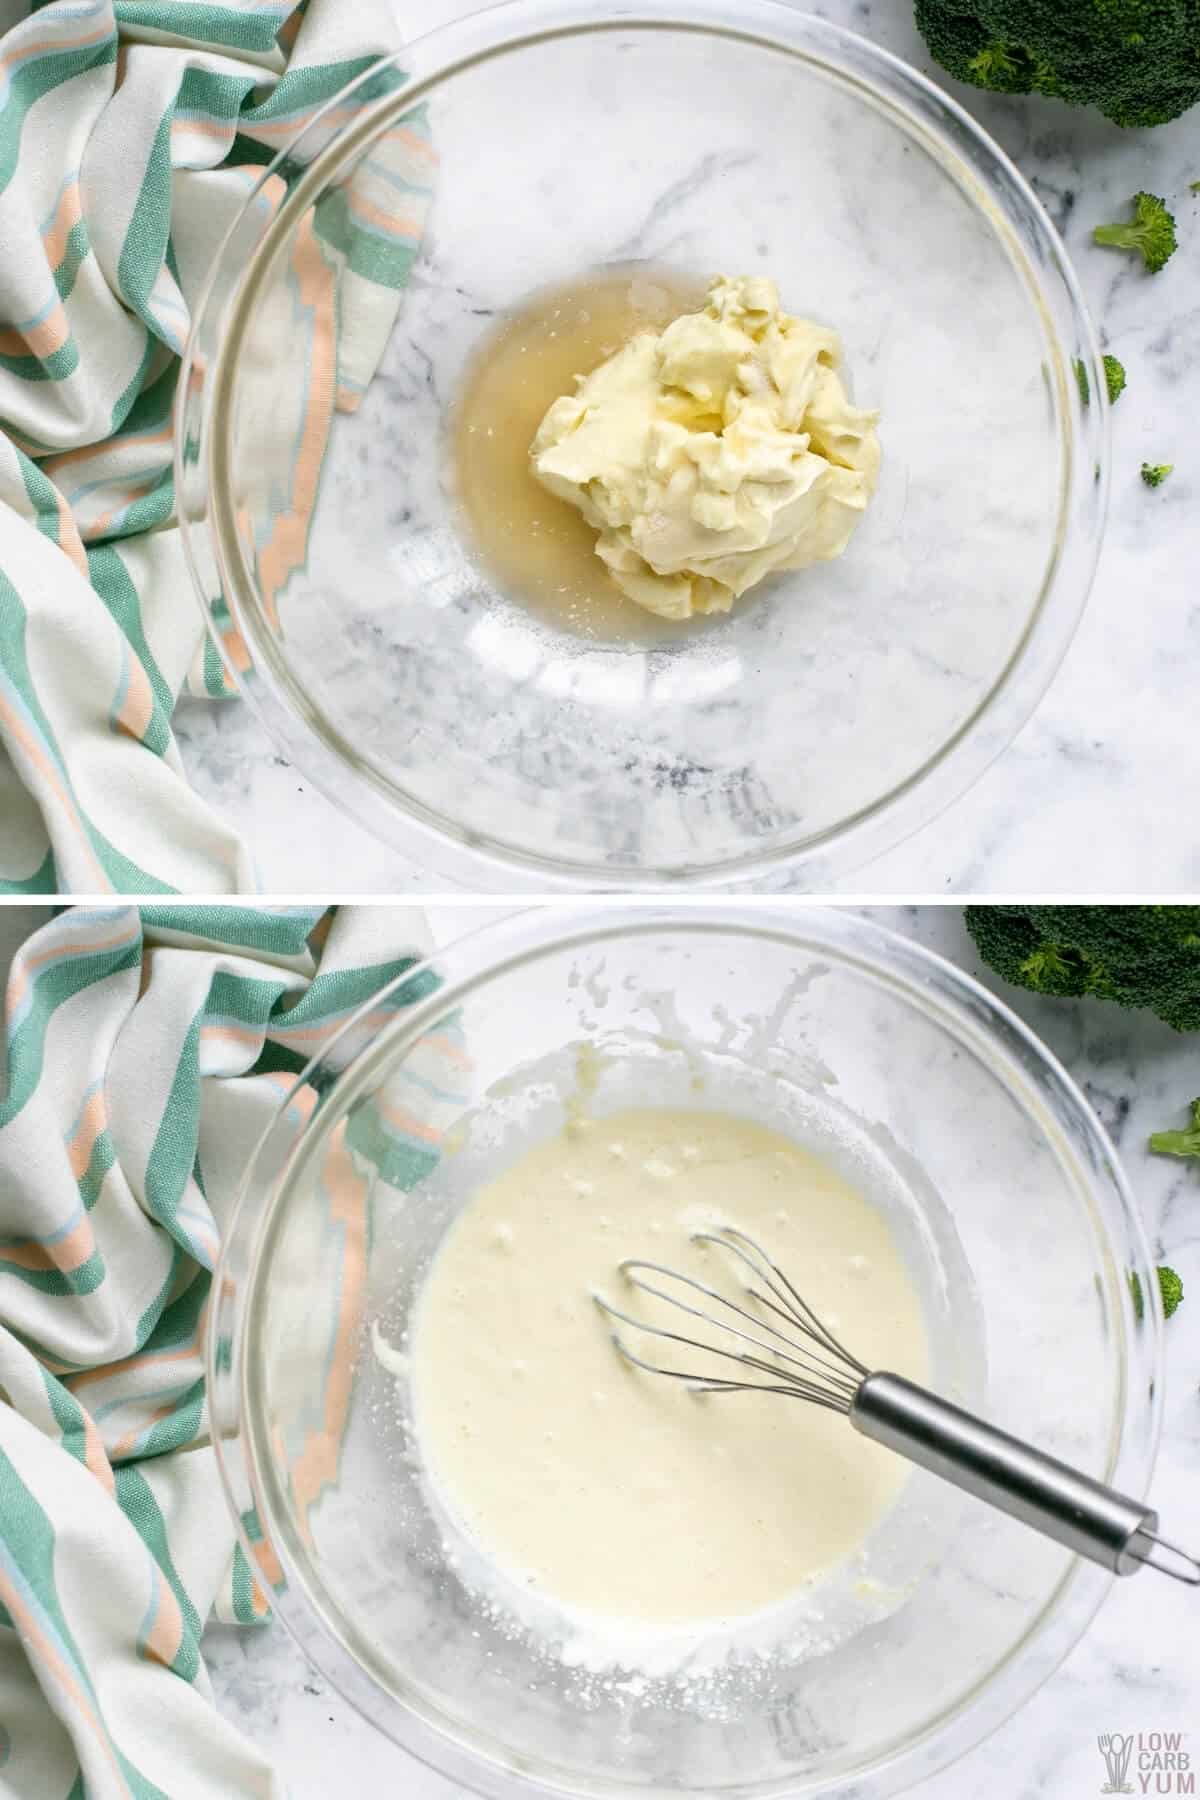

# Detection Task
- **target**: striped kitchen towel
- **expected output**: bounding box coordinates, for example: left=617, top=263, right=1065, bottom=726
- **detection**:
left=0, top=0, right=431, bottom=895
left=0, top=903, right=441, bottom=1798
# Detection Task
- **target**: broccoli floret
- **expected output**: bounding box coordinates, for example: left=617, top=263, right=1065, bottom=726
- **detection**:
left=966, top=39, right=1028, bottom=90
left=1094, top=192, right=1178, bottom=273
left=1141, top=461, right=1173, bottom=487
left=1191, top=180, right=1200, bottom=194
left=1074, top=356, right=1126, bottom=407
left=1129, top=1266, right=1185, bottom=1320
left=1150, top=1098, right=1200, bottom=1160
left=913, top=2, right=1200, bottom=129
left=965, top=906, right=1200, bottom=1030
left=1103, top=354, right=1126, bottom=403
left=1158, top=1265, right=1184, bottom=1319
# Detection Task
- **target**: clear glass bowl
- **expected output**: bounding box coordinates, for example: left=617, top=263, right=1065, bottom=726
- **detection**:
left=177, top=1, right=1107, bottom=892
left=209, top=906, right=1160, bottom=1799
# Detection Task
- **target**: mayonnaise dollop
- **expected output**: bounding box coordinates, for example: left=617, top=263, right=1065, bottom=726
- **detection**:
left=530, top=275, right=881, bottom=620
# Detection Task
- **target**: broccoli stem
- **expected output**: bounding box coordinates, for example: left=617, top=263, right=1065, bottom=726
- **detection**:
left=1149, top=1099, right=1200, bottom=1159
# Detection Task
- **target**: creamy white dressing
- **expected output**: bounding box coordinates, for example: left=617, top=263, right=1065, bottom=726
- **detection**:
left=410, top=1106, right=928, bottom=1627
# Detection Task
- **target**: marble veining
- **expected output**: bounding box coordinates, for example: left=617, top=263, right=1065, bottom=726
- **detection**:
left=203, top=902, right=1200, bottom=1798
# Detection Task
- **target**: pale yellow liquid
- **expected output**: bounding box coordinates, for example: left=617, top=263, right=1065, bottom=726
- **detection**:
left=448, top=268, right=709, bottom=644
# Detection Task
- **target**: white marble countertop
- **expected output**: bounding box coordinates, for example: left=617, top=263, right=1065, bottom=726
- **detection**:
left=204, top=901, right=1200, bottom=1799
left=173, top=0, right=1200, bottom=896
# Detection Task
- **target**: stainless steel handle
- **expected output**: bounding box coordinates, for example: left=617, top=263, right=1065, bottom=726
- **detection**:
left=851, top=1372, right=1200, bottom=1584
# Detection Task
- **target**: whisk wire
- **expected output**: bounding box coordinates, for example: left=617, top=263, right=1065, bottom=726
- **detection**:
left=600, top=1266, right=857, bottom=1397
left=695, top=1227, right=870, bottom=1379
left=592, top=1226, right=867, bottom=1411
left=595, top=1302, right=855, bottom=1411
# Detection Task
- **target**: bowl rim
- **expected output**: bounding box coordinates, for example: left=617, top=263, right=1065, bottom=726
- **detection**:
left=176, top=0, right=1111, bottom=892
left=207, top=903, right=1161, bottom=1800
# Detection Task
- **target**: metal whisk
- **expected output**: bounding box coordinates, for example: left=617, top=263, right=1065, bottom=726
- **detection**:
left=594, top=1225, right=1200, bottom=1586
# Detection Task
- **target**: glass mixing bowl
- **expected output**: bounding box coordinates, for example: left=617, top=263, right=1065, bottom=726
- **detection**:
left=209, top=906, right=1159, bottom=1799
left=177, top=1, right=1107, bottom=891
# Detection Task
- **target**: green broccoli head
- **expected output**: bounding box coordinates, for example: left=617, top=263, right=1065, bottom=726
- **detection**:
left=965, top=906, right=1200, bottom=1030
left=1103, top=354, right=1127, bottom=403
left=1149, top=1098, right=1200, bottom=1160
left=914, top=2, right=1200, bottom=129
left=1074, top=356, right=1127, bottom=408
left=1158, top=1265, right=1184, bottom=1319
left=1129, top=1266, right=1185, bottom=1321
left=1094, top=192, right=1178, bottom=273
left=1141, top=461, right=1173, bottom=487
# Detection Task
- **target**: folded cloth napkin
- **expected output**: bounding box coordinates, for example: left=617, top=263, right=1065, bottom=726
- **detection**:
left=0, top=903, right=431, bottom=1797
left=0, top=0, right=430, bottom=895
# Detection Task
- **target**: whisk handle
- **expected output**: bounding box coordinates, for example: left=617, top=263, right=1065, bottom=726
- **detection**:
left=850, top=1373, right=1193, bottom=1582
